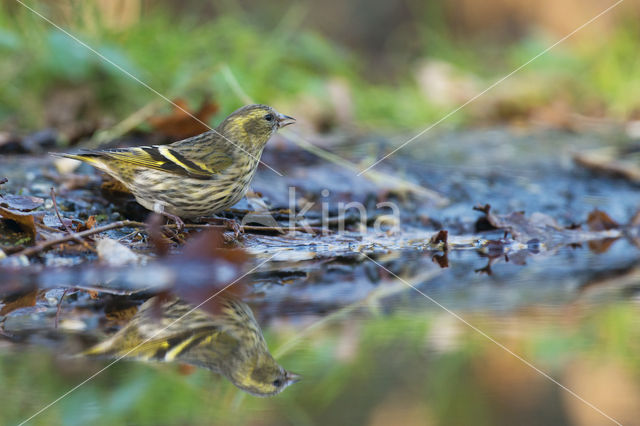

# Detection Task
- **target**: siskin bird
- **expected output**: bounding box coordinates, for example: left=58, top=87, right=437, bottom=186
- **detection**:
left=84, top=296, right=300, bottom=397
left=54, top=104, right=295, bottom=227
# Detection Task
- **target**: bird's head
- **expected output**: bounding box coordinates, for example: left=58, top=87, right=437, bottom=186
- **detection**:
left=230, top=352, right=301, bottom=397
left=218, top=104, right=295, bottom=151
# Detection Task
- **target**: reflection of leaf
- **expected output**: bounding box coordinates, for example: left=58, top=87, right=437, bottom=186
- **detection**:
left=0, top=289, right=37, bottom=315
left=0, top=206, right=36, bottom=240
left=587, top=209, right=619, bottom=231
left=148, top=97, right=219, bottom=139
left=588, top=238, right=619, bottom=254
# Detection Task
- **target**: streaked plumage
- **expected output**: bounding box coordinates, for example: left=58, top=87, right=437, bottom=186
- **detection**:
left=54, top=105, right=294, bottom=221
left=84, top=296, right=300, bottom=397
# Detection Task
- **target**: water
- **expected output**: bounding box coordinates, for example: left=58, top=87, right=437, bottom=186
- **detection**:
left=1, top=127, right=640, bottom=425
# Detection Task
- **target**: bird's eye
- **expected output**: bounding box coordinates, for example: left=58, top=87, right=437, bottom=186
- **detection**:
left=272, top=379, right=282, bottom=387
left=264, top=113, right=274, bottom=122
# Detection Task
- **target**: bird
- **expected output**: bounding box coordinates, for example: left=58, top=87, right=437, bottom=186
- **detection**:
left=83, top=296, right=300, bottom=397
left=54, top=104, right=295, bottom=228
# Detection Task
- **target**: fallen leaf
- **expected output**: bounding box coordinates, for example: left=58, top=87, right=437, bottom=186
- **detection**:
left=0, top=194, right=44, bottom=211
left=574, top=149, right=640, bottom=183
left=473, top=204, right=623, bottom=250
left=586, top=209, right=619, bottom=231
left=0, top=206, right=37, bottom=240
left=0, top=289, right=37, bottom=315
left=429, top=229, right=448, bottom=248
left=75, top=215, right=96, bottom=232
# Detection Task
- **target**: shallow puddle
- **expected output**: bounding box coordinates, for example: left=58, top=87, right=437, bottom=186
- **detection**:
left=2, top=128, right=640, bottom=425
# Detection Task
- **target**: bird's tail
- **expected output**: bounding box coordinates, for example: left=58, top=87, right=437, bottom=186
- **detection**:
left=81, top=339, right=115, bottom=357
left=50, top=151, right=103, bottom=167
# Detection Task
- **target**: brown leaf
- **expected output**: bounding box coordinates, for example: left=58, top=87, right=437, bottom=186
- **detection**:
left=148, top=97, right=219, bottom=139
left=586, top=209, right=619, bottom=231
left=0, top=206, right=37, bottom=240
left=75, top=215, right=97, bottom=232
left=429, top=229, right=448, bottom=248
left=474, top=205, right=623, bottom=250
left=587, top=238, right=619, bottom=254
left=0, top=194, right=44, bottom=211
left=574, top=150, right=640, bottom=183
left=0, top=289, right=37, bottom=315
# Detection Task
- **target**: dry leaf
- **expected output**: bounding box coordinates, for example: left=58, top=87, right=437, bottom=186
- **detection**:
left=0, top=206, right=37, bottom=240
left=586, top=209, right=619, bottom=231
left=0, top=289, right=37, bottom=315
left=0, top=194, right=44, bottom=211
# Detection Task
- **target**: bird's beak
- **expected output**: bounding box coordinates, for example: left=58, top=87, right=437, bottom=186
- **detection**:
left=285, top=371, right=302, bottom=385
left=276, top=113, right=296, bottom=128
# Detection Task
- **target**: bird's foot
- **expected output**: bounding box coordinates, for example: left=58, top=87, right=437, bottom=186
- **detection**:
left=162, top=212, right=185, bottom=231
left=222, top=218, right=243, bottom=238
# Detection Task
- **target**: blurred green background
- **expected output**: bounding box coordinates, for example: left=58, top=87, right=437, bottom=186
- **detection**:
left=3, top=301, right=640, bottom=425
left=1, top=0, right=639, bottom=136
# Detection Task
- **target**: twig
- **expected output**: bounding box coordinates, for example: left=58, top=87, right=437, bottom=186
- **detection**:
left=177, top=223, right=327, bottom=234
left=12, top=219, right=323, bottom=257
left=12, top=220, right=146, bottom=257
left=50, top=188, right=96, bottom=253
left=54, top=288, right=70, bottom=329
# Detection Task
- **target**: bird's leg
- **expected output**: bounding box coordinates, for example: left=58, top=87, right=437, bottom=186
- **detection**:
left=163, top=212, right=185, bottom=231
left=153, top=202, right=185, bottom=231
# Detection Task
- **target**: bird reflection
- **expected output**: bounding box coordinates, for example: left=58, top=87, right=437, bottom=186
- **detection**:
left=84, top=296, right=300, bottom=397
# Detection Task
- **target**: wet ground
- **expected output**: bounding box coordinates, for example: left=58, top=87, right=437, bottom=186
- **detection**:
left=1, top=127, right=640, bottom=425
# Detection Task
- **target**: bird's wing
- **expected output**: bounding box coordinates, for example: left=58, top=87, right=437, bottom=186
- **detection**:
left=70, top=133, right=234, bottom=179
left=84, top=299, right=227, bottom=361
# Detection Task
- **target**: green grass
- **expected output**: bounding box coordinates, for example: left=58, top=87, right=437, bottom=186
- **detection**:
left=1, top=3, right=639, bottom=134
